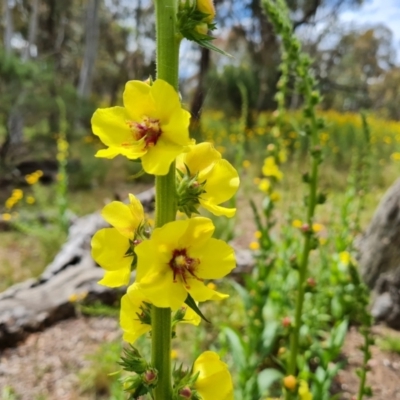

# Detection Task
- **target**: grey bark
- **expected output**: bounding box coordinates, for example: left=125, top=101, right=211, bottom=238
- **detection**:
left=0, top=186, right=254, bottom=348
left=22, top=0, right=40, bottom=61
left=77, top=0, right=101, bottom=98
left=2, top=0, right=13, bottom=53
left=358, top=178, right=400, bottom=328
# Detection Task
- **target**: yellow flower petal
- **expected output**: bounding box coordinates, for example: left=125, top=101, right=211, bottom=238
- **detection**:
left=123, top=80, right=154, bottom=121
left=92, top=107, right=131, bottom=147
left=101, top=194, right=144, bottom=239
left=99, top=268, right=131, bottom=287
left=120, top=283, right=151, bottom=343
left=193, top=351, right=233, bottom=400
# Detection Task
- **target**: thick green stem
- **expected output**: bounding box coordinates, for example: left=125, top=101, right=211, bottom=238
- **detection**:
left=152, top=1, right=181, bottom=399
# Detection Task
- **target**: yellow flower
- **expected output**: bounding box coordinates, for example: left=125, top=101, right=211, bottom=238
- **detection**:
left=196, top=0, right=215, bottom=22
left=92, top=79, right=192, bottom=175
left=176, top=142, right=239, bottom=218
left=254, top=230, right=262, bottom=239
left=242, top=160, right=251, bottom=169
left=258, top=178, right=271, bottom=193
left=298, top=380, right=313, bottom=400
left=120, top=283, right=200, bottom=343
left=135, top=217, right=235, bottom=310
left=12, top=189, right=23, bottom=200
left=2, top=213, right=11, bottom=221
left=249, top=241, right=260, bottom=250
left=262, top=156, right=283, bottom=180
left=270, top=191, right=281, bottom=202
left=26, top=196, right=35, bottom=205
left=91, top=194, right=145, bottom=287
left=292, top=219, right=302, bottom=228
left=391, top=152, right=400, bottom=161
left=339, top=251, right=351, bottom=266
left=193, top=351, right=233, bottom=400
left=312, top=223, right=324, bottom=233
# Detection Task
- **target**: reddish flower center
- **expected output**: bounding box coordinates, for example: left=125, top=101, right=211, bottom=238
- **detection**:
left=127, top=116, right=161, bottom=149
left=169, top=248, right=200, bottom=288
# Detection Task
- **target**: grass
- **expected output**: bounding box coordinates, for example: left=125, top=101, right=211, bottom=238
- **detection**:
left=377, top=335, right=400, bottom=355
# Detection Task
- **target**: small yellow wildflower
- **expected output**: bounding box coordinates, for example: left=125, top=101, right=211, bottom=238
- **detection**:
left=26, top=196, right=35, bottom=205
left=292, top=219, right=302, bottom=228
left=258, top=178, right=271, bottom=193
left=135, top=217, right=235, bottom=310
left=339, top=251, right=351, bottom=266
left=283, top=375, right=297, bottom=391
left=278, top=149, right=287, bottom=163
left=391, top=152, right=400, bottom=161
left=270, top=191, right=281, bottom=202
left=2, top=213, right=11, bottom=221
left=171, top=349, right=179, bottom=359
left=192, top=351, right=233, bottom=400
left=207, top=282, right=217, bottom=291
left=12, top=189, right=23, bottom=200
left=312, top=223, right=324, bottom=233
left=262, top=156, right=283, bottom=181
left=242, top=160, right=251, bottom=169
left=92, top=79, right=192, bottom=176
left=249, top=241, right=260, bottom=251
left=254, top=230, right=262, bottom=239
left=298, top=380, right=313, bottom=400
left=253, top=177, right=261, bottom=185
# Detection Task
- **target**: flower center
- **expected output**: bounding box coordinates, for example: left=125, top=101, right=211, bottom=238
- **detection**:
left=169, top=248, right=200, bottom=288
left=127, top=116, right=161, bottom=149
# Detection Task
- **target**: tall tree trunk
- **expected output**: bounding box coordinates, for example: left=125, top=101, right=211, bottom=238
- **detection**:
left=2, top=0, right=13, bottom=54
left=77, top=0, right=101, bottom=99
left=22, top=0, right=40, bottom=61
left=190, top=46, right=211, bottom=128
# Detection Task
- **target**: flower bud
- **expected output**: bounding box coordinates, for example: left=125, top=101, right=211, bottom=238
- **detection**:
left=283, top=375, right=297, bottom=391
left=196, top=0, right=215, bottom=22
left=179, top=386, right=193, bottom=398
left=143, top=368, right=158, bottom=387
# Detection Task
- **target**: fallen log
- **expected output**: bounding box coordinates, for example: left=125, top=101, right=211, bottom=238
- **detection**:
left=0, top=187, right=254, bottom=349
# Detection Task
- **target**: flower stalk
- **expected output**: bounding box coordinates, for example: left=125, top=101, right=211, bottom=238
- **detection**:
left=152, top=0, right=181, bottom=398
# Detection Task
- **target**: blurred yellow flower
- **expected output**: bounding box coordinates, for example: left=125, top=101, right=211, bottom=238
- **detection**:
left=298, top=380, right=313, bottom=400
left=26, top=196, right=35, bottom=205
left=254, top=230, right=262, bottom=239
left=262, top=156, right=283, bottom=181
left=270, top=191, right=281, bottom=202
left=193, top=351, right=233, bottom=400
left=2, top=213, right=11, bottom=221
left=249, top=241, right=260, bottom=251
left=92, top=79, right=191, bottom=175
left=258, top=178, right=271, bottom=193
left=312, top=223, right=324, bottom=233
left=292, top=219, right=302, bottom=228
left=242, top=159, right=251, bottom=169
left=391, top=152, right=400, bottom=161
left=339, top=251, right=351, bottom=266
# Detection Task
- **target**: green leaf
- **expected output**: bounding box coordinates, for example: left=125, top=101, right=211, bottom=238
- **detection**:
left=257, top=368, right=284, bottom=394
left=222, top=326, right=247, bottom=370
left=196, top=39, right=232, bottom=57
left=184, top=293, right=210, bottom=323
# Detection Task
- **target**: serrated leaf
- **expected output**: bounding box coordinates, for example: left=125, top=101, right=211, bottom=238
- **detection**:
left=184, top=293, right=210, bottom=323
